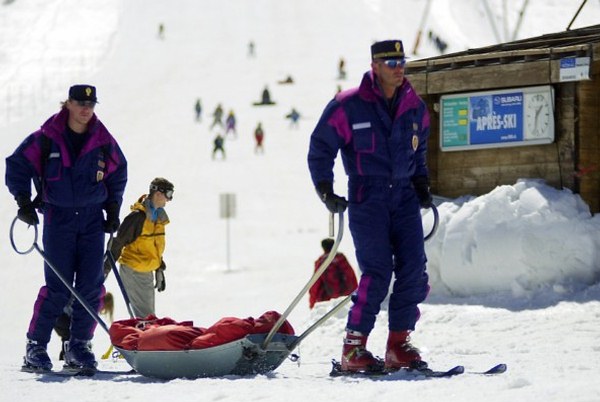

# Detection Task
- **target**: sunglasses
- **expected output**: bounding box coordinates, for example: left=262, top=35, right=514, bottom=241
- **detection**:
left=74, top=100, right=97, bottom=108
left=151, top=185, right=174, bottom=200
left=380, top=59, right=406, bottom=68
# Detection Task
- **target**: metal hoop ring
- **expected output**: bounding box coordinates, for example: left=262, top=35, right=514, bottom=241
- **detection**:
left=424, top=204, right=439, bottom=242
left=9, top=216, right=38, bottom=255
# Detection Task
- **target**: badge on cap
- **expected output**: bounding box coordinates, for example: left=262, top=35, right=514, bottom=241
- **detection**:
left=85, top=87, right=93, bottom=97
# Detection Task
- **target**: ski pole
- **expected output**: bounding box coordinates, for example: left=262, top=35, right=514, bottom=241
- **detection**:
left=9, top=217, right=110, bottom=335
left=261, top=211, right=345, bottom=349
left=104, top=234, right=135, bottom=318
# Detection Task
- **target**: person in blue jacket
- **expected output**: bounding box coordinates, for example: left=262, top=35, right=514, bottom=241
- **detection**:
left=307, top=40, right=432, bottom=373
left=5, top=84, right=128, bottom=372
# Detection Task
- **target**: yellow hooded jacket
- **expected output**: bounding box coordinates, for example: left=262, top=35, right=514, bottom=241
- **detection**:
left=110, top=194, right=170, bottom=273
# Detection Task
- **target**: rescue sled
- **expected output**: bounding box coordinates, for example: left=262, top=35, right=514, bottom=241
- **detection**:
left=11, top=206, right=438, bottom=380
left=115, top=332, right=296, bottom=379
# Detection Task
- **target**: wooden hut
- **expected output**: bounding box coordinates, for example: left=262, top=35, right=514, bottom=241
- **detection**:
left=405, top=24, right=600, bottom=212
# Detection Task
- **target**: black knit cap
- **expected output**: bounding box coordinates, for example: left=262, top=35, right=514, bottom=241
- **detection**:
left=371, top=40, right=405, bottom=60
left=68, top=84, right=98, bottom=103
left=321, top=238, right=335, bottom=252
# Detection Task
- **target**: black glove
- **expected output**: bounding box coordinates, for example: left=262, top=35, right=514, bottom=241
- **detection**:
left=16, top=196, right=39, bottom=225
left=412, top=176, right=433, bottom=208
left=316, top=181, right=348, bottom=213
left=155, top=267, right=166, bottom=292
left=103, top=202, right=120, bottom=233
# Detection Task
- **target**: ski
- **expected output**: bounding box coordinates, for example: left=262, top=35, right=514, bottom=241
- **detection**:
left=330, top=360, right=507, bottom=379
left=329, top=359, right=464, bottom=378
left=472, top=363, right=507, bottom=375
left=21, top=364, right=136, bottom=377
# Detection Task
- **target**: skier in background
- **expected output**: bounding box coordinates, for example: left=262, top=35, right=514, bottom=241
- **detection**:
left=225, top=110, right=237, bottom=138
left=212, top=133, right=226, bottom=159
left=308, top=40, right=432, bottom=374
left=211, top=103, right=224, bottom=130
left=285, top=107, right=301, bottom=128
left=261, top=86, right=272, bottom=104
left=338, top=57, right=347, bottom=79
left=254, top=122, right=265, bottom=154
left=194, top=98, right=202, bottom=122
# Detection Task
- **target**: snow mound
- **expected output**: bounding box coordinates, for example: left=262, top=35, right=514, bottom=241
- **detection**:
left=427, top=179, right=600, bottom=297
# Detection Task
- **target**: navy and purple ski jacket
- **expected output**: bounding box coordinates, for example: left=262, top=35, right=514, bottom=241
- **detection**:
left=307, top=70, right=429, bottom=189
left=6, top=107, right=127, bottom=209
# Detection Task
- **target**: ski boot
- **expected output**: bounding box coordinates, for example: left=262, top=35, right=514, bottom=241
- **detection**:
left=340, top=329, right=382, bottom=373
left=384, top=330, right=424, bottom=371
left=22, top=338, right=52, bottom=372
left=64, top=338, right=97, bottom=371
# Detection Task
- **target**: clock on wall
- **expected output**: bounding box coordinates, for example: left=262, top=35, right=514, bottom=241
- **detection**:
left=525, top=93, right=551, bottom=138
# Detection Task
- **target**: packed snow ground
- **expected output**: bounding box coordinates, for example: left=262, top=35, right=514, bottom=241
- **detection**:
left=1, top=1, right=600, bottom=401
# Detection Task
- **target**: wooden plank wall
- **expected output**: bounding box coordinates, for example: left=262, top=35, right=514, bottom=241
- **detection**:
left=577, top=60, right=600, bottom=212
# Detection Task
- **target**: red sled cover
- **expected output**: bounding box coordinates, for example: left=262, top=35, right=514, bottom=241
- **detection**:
left=110, top=311, right=295, bottom=351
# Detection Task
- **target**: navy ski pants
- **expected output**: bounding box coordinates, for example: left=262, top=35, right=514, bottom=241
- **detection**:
left=346, top=179, right=429, bottom=334
left=27, top=205, right=105, bottom=344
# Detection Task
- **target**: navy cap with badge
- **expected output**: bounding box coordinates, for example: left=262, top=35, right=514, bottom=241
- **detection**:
left=68, top=84, right=98, bottom=103
left=370, top=40, right=406, bottom=60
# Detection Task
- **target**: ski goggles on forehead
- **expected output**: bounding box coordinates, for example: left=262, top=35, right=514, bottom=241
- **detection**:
left=151, top=185, right=174, bottom=200
left=380, top=58, right=406, bottom=68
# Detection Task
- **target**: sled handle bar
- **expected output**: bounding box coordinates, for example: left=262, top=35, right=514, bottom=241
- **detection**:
left=261, top=211, right=345, bottom=349
left=10, top=217, right=111, bottom=335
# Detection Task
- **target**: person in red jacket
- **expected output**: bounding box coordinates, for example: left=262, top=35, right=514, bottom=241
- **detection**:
left=309, top=238, right=358, bottom=309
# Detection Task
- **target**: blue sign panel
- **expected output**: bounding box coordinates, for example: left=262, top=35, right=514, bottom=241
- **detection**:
left=440, top=86, right=554, bottom=152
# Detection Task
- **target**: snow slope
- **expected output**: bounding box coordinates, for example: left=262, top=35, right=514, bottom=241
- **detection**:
left=1, top=1, right=600, bottom=401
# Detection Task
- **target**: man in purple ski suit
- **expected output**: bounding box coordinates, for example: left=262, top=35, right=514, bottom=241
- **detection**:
left=5, top=85, right=127, bottom=372
left=308, top=40, right=432, bottom=373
